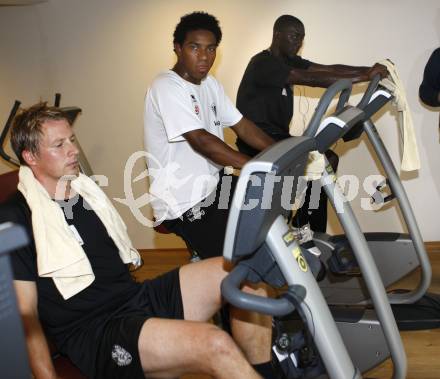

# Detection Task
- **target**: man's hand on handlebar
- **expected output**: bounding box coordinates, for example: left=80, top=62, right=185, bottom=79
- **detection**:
left=367, top=63, right=389, bottom=80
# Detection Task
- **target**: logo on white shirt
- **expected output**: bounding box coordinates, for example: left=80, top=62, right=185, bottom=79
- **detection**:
left=211, top=103, right=217, bottom=117
left=190, top=94, right=200, bottom=115
left=211, top=103, right=220, bottom=126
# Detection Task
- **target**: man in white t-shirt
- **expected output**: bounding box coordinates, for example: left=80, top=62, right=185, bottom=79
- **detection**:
left=144, top=12, right=274, bottom=260
left=144, top=12, right=280, bottom=379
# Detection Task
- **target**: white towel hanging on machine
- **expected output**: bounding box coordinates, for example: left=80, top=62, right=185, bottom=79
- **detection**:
left=379, top=59, right=421, bottom=171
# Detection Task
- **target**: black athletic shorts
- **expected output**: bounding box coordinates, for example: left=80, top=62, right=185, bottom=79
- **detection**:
left=92, top=268, right=184, bottom=379
left=162, top=171, right=238, bottom=259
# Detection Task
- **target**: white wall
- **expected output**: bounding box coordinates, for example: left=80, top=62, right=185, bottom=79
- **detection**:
left=0, top=4, right=51, bottom=174
left=0, top=0, right=439, bottom=247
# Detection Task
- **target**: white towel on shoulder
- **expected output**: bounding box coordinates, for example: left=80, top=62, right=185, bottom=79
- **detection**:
left=379, top=60, right=421, bottom=171
left=18, top=166, right=141, bottom=300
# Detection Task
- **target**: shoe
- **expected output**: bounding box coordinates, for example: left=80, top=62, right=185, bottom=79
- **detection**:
left=301, top=240, right=322, bottom=258
left=291, top=223, right=314, bottom=245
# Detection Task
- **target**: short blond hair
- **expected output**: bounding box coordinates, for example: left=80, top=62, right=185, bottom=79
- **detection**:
left=11, top=102, right=70, bottom=165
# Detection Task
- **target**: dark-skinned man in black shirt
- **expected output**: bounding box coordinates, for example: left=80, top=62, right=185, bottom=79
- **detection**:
left=236, top=14, right=388, bottom=246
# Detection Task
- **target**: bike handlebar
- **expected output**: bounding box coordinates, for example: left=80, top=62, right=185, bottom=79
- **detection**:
left=221, top=264, right=296, bottom=317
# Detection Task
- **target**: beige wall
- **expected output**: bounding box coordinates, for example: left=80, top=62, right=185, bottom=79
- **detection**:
left=0, top=4, right=50, bottom=174
left=0, top=0, right=439, bottom=248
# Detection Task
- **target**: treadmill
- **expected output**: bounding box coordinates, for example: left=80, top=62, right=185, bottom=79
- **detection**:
left=304, top=76, right=440, bottom=331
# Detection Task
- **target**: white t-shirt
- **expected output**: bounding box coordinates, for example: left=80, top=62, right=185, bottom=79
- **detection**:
left=144, top=70, right=242, bottom=221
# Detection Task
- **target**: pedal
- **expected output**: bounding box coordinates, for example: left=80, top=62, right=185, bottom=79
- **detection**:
left=327, top=245, right=361, bottom=276
left=272, top=326, right=326, bottom=379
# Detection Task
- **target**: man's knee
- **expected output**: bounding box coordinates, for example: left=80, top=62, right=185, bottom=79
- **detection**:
left=181, top=324, right=242, bottom=375
left=205, top=325, right=237, bottom=355
left=196, top=324, right=262, bottom=378
left=243, top=282, right=270, bottom=297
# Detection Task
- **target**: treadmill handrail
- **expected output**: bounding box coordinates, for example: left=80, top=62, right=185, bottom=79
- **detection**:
left=357, top=73, right=381, bottom=109
left=303, top=79, right=352, bottom=138
left=314, top=106, right=365, bottom=153
left=321, top=166, right=407, bottom=379
left=352, top=75, right=431, bottom=305
left=341, top=87, right=392, bottom=143
left=363, top=119, right=431, bottom=305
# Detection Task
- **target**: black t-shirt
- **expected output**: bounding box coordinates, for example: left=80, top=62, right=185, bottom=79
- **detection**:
left=236, top=50, right=312, bottom=156
left=0, top=192, right=140, bottom=374
left=419, top=47, right=440, bottom=107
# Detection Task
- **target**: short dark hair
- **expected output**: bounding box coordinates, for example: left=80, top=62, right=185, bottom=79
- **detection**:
left=273, top=15, right=304, bottom=33
left=11, top=102, right=70, bottom=165
left=173, top=11, right=222, bottom=46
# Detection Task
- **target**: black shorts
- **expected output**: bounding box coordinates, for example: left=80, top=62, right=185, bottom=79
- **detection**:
left=162, top=172, right=238, bottom=259
left=92, top=268, right=184, bottom=379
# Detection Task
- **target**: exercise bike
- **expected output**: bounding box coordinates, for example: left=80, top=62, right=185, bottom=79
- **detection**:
left=221, top=79, right=406, bottom=378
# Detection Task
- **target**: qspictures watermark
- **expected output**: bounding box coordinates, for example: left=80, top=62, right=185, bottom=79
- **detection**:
left=56, top=151, right=390, bottom=227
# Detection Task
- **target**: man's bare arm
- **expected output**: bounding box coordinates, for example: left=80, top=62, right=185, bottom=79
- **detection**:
left=14, top=280, right=58, bottom=379
left=287, top=62, right=388, bottom=88
left=184, top=118, right=275, bottom=169
left=184, top=129, right=251, bottom=169
left=231, top=117, right=275, bottom=151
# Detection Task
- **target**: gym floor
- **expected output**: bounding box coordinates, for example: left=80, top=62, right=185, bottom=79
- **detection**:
left=133, top=245, right=440, bottom=379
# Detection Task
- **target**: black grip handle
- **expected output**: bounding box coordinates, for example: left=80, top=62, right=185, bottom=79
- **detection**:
left=0, top=100, right=21, bottom=165
left=357, top=74, right=381, bottom=109
left=221, top=264, right=296, bottom=317
left=54, top=93, right=62, bottom=107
